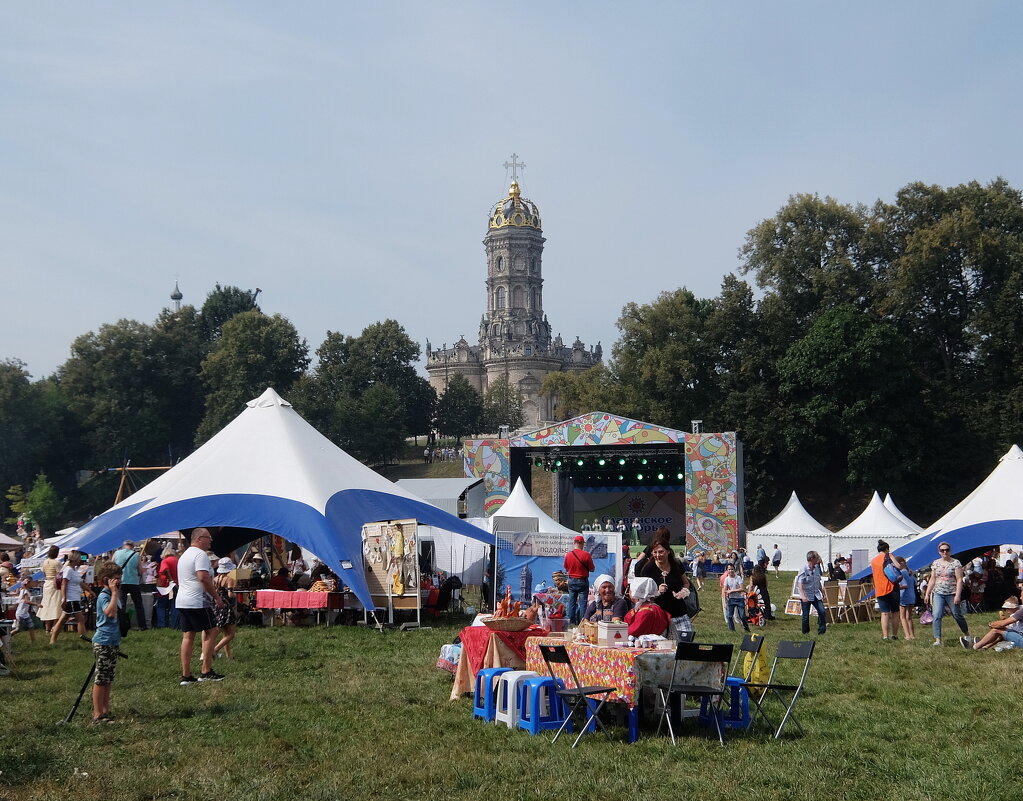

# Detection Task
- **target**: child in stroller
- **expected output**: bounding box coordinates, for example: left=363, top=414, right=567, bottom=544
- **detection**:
left=746, top=586, right=767, bottom=627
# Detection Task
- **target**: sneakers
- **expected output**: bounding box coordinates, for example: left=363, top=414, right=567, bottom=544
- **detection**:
left=180, top=675, right=199, bottom=686
left=959, top=635, right=977, bottom=649
left=198, top=670, right=225, bottom=682
left=933, top=638, right=942, bottom=646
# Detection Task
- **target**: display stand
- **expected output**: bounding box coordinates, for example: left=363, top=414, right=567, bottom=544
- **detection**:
left=361, top=519, right=426, bottom=630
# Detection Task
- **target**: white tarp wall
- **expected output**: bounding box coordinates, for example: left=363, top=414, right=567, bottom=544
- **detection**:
left=749, top=533, right=917, bottom=572
left=418, top=522, right=489, bottom=586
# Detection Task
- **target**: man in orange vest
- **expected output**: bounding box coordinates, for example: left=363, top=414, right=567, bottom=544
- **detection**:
left=871, top=539, right=902, bottom=641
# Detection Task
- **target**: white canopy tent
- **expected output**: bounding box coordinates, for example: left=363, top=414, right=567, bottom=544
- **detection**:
left=883, top=494, right=922, bottom=533
left=61, top=388, right=490, bottom=608
left=492, top=479, right=579, bottom=536
left=746, top=491, right=834, bottom=571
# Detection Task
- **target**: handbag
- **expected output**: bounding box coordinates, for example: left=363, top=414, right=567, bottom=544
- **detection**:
left=919, top=604, right=933, bottom=625
left=683, top=585, right=701, bottom=618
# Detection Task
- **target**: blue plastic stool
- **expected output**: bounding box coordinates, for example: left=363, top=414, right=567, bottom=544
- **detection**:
left=473, top=667, right=512, bottom=721
left=517, top=676, right=573, bottom=736
left=699, top=677, right=751, bottom=729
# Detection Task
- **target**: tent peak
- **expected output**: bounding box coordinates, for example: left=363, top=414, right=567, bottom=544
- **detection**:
left=1002, top=444, right=1023, bottom=462
left=248, top=387, right=292, bottom=409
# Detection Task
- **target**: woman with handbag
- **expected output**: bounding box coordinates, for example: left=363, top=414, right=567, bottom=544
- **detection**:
left=637, top=541, right=695, bottom=639
left=924, top=541, right=969, bottom=647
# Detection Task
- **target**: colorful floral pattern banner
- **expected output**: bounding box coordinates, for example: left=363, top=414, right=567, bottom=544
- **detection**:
left=509, top=412, right=685, bottom=448
left=462, top=439, right=510, bottom=514
left=685, top=432, right=740, bottom=553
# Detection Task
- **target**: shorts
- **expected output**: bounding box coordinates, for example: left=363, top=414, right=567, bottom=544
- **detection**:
left=1004, top=630, right=1023, bottom=648
left=178, top=607, right=218, bottom=633
left=15, top=614, right=33, bottom=630
left=876, top=590, right=900, bottom=614
left=93, top=643, right=118, bottom=685
left=772, top=560, right=781, bottom=567
left=62, top=600, right=84, bottom=615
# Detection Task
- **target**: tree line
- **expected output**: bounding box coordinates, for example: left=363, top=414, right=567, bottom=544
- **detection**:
left=0, top=284, right=522, bottom=532
left=542, top=178, right=1023, bottom=528
left=4, top=178, right=1022, bottom=533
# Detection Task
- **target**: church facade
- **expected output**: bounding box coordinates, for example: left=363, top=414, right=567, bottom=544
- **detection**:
left=426, top=172, right=601, bottom=428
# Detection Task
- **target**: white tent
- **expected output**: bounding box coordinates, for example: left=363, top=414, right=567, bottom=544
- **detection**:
left=883, top=494, right=922, bottom=533
left=492, top=479, right=579, bottom=536
left=63, top=388, right=490, bottom=607
left=746, top=492, right=833, bottom=570
left=833, top=492, right=918, bottom=567
left=889, top=444, right=1023, bottom=571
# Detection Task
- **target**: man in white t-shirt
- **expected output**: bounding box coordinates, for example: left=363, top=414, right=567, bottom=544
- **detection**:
left=175, top=528, right=226, bottom=686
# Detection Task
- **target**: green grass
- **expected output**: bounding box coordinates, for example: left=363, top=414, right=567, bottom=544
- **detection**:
left=2, top=575, right=1019, bottom=801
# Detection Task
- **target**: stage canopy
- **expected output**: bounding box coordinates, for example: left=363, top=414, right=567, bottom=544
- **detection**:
left=883, top=444, right=1023, bottom=572
left=62, top=388, right=490, bottom=607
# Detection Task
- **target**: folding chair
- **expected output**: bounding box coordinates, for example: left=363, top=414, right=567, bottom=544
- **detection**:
left=845, top=580, right=873, bottom=622
left=821, top=581, right=842, bottom=625
left=714, top=633, right=764, bottom=729
left=744, top=639, right=815, bottom=739
left=537, top=643, right=616, bottom=748
left=656, top=642, right=733, bottom=746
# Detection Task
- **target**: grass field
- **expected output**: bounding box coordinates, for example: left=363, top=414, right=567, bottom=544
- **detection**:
left=2, top=571, right=1019, bottom=801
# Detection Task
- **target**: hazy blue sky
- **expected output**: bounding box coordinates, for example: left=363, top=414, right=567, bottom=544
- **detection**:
left=3, top=2, right=1020, bottom=379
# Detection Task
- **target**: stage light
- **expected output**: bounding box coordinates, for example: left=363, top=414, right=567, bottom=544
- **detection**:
left=618, top=457, right=626, bottom=466
left=641, top=457, right=648, bottom=465
left=636, top=473, right=643, bottom=481
left=617, top=474, right=624, bottom=481
left=576, top=458, right=584, bottom=467
left=533, top=457, right=542, bottom=467
left=598, top=458, right=606, bottom=466
left=677, top=472, right=684, bottom=480
left=657, top=473, right=664, bottom=481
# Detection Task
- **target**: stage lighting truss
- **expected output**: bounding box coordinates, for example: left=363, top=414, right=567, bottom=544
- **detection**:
left=532, top=447, right=685, bottom=483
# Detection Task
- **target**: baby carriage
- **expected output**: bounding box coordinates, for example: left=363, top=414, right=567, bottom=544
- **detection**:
left=746, top=587, right=766, bottom=628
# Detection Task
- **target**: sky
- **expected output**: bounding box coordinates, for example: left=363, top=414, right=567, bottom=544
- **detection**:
left=2, top=2, right=1021, bottom=380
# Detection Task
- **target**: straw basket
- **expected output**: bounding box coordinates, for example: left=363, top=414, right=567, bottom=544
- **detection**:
left=483, top=616, right=532, bottom=632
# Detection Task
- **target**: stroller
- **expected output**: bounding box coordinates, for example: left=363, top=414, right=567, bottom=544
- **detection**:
left=746, top=587, right=767, bottom=628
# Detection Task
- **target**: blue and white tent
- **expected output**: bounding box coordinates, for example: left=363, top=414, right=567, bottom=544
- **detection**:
left=64, top=388, right=489, bottom=607
left=859, top=445, right=1023, bottom=575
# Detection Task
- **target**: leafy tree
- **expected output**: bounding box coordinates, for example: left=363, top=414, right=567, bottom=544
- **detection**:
left=540, top=364, right=629, bottom=421
left=197, top=311, right=310, bottom=442
left=0, top=360, right=68, bottom=496
left=434, top=374, right=483, bottom=442
left=25, top=473, right=66, bottom=535
left=777, top=304, right=927, bottom=494
left=200, top=283, right=260, bottom=342
left=58, top=319, right=169, bottom=466
left=610, top=288, right=715, bottom=428
left=345, top=384, right=406, bottom=465
left=482, top=375, right=524, bottom=433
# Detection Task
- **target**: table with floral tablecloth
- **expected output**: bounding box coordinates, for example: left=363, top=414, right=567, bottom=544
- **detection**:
left=524, top=637, right=725, bottom=742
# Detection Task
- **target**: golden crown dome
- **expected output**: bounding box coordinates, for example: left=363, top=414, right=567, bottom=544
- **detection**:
left=488, top=181, right=542, bottom=230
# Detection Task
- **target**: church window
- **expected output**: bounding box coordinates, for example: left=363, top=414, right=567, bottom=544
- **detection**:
left=496, top=287, right=506, bottom=309
left=496, top=256, right=503, bottom=272
left=512, top=286, right=524, bottom=308
left=530, top=258, right=537, bottom=274
left=531, top=287, right=539, bottom=310
left=524, top=345, right=532, bottom=356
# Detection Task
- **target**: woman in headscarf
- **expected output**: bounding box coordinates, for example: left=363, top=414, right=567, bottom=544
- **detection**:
left=583, top=573, right=629, bottom=623
left=624, top=577, right=671, bottom=637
